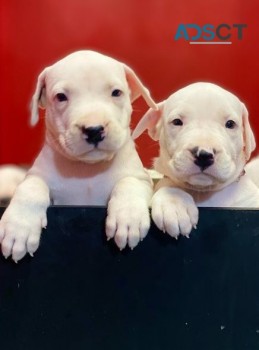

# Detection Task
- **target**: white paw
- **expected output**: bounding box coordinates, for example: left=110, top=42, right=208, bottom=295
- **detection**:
left=0, top=205, right=47, bottom=262
left=106, top=198, right=150, bottom=250
left=151, top=187, right=198, bottom=239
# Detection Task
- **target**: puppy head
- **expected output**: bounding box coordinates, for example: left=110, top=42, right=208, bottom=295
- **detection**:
left=134, top=82, right=256, bottom=191
left=30, top=50, right=156, bottom=163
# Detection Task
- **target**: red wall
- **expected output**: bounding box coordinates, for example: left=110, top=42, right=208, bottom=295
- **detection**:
left=1, top=0, right=259, bottom=167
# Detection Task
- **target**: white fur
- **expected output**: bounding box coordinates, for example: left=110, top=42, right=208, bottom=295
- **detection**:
left=0, top=165, right=26, bottom=200
left=245, top=156, right=259, bottom=188
left=0, top=51, right=157, bottom=261
left=133, top=82, right=259, bottom=239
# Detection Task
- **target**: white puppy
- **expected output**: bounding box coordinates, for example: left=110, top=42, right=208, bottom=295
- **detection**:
left=133, top=82, right=259, bottom=238
left=0, top=50, right=157, bottom=261
left=245, top=156, right=259, bottom=187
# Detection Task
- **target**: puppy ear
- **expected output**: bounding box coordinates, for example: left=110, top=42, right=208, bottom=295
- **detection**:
left=123, top=64, right=157, bottom=109
left=242, top=103, right=256, bottom=161
left=30, top=68, right=49, bottom=127
left=132, top=102, right=164, bottom=140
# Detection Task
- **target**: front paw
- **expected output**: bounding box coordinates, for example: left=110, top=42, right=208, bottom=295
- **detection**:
left=0, top=207, right=47, bottom=262
left=106, top=198, right=150, bottom=250
left=151, top=187, right=199, bottom=239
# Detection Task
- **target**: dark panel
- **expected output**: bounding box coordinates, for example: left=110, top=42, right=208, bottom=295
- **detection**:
left=0, top=207, right=259, bottom=350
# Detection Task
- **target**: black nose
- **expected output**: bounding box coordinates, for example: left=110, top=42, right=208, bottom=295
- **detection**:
left=82, top=125, right=105, bottom=146
left=191, top=147, right=214, bottom=171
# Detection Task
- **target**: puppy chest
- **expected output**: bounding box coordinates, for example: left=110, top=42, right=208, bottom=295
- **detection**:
left=50, top=178, right=110, bottom=205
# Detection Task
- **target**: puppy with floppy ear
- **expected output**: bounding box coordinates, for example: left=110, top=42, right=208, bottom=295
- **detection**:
left=0, top=50, right=157, bottom=262
left=133, top=82, right=259, bottom=239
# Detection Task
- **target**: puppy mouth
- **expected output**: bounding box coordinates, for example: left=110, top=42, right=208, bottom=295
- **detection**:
left=61, top=122, right=129, bottom=160
left=76, top=146, right=115, bottom=161
left=65, top=139, right=117, bottom=162
left=184, top=172, right=220, bottom=189
left=170, top=145, right=238, bottom=189
left=54, top=132, right=115, bottom=163
left=171, top=160, right=233, bottom=191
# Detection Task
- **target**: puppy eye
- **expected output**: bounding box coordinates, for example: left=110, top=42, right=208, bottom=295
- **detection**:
left=225, top=120, right=236, bottom=129
left=172, top=118, right=183, bottom=126
left=111, top=89, right=123, bottom=97
left=56, top=93, right=68, bottom=102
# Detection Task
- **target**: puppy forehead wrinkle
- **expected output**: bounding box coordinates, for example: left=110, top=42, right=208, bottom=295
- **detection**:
left=164, top=92, right=241, bottom=122
left=47, top=74, right=127, bottom=100
left=164, top=102, right=193, bottom=119
left=47, top=56, right=127, bottom=91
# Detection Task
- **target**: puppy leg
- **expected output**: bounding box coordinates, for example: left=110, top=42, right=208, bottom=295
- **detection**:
left=106, top=177, right=152, bottom=250
left=152, top=185, right=198, bottom=239
left=0, top=165, right=26, bottom=203
left=0, top=175, right=50, bottom=262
